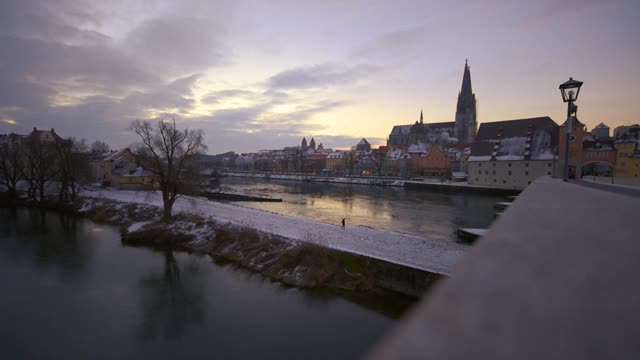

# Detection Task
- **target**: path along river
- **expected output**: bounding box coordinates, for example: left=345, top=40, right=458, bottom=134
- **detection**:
left=220, top=177, right=504, bottom=241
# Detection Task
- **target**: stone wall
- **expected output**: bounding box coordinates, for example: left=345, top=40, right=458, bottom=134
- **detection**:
left=468, top=160, right=558, bottom=189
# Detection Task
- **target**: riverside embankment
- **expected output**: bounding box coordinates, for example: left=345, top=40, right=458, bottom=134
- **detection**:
left=71, top=188, right=467, bottom=296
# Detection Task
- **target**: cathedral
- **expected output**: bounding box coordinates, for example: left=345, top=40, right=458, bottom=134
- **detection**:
left=387, top=60, right=477, bottom=146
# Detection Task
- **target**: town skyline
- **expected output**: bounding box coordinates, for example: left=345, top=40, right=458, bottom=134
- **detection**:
left=1, top=0, right=639, bottom=154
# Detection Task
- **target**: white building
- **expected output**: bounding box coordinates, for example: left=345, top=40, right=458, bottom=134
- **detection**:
left=467, top=117, right=560, bottom=189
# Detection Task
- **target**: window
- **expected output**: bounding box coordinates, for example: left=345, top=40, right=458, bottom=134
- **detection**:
left=479, top=163, right=482, bottom=167
left=528, top=181, right=531, bottom=184
left=508, top=163, right=512, bottom=167
left=525, top=163, right=529, bottom=167
left=548, top=162, right=552, bottom=167
left=547, top=172, right=551, bottom=175
left=493, top=170, right=496, bottom=174
left=508, top=170, right=512, bottom=176
left=493, top=163, right=496, bottom=167
left=485, top=170, right=488, bottom=175
left=525, top=171, right=529, bottom=176
left=494, top=179, right=497, bottom=182
left=503, top=180, right=506, bottom=184
left=478, top=170, right=481, bottom=175
left=475, top=178, right=478, bottom=182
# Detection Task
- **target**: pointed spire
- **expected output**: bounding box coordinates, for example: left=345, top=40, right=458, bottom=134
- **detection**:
left=420, top=109, right=423, bottom=124
left=461, top=59, right=472, bottom=96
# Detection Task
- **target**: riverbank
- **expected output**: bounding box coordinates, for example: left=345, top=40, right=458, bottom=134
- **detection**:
left=92, top=195, right=447, bottom=297
left=82, top=188, right=466, bottom=274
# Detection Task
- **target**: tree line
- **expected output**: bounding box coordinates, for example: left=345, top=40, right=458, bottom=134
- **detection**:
left=1, top=120, right=207, bottom=222
left=0, top=132, right=101, bottom=204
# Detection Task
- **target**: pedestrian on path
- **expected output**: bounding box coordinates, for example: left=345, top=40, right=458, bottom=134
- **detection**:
left=341, top=218, right=345, bottom=228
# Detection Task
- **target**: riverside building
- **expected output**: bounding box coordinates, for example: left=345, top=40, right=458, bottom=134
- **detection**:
left=467, top=117, right=559, bottom=189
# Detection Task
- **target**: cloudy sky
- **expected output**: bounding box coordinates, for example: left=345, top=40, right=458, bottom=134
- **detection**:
left=1, top=0, right=639, bottom=153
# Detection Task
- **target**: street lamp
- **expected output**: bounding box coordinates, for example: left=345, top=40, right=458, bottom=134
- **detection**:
left=559, top=77, right=583, bottom=181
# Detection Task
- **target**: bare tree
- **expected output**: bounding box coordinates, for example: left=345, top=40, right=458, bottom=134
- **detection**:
left=54, top=137, right=89, bottom=202
left=0, top=134, right=24, bottom=201
left=22, top=136, right=57, bottom=202
left=91, top=140, right=110, bottom=154
left=130, top=118, right=207, bottom=221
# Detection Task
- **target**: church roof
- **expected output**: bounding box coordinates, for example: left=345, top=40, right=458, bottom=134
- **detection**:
left=428, top=121, right=455, bottom=130
left=391, top=121, right=454, bottom=136
left=594, top=123, right=609, bottom=129
left=358, top=138, right=370, bottom=145
left=390, top=125, right=411, bottom=136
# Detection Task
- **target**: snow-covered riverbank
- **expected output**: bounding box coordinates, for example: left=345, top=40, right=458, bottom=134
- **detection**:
left=81, top=188, right=466, bottom=276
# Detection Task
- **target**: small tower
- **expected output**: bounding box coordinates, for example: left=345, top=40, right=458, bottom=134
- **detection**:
left=310, top=137, right=316, bottom=150
left=559, top=117, right=586, bottom=179
left=301, top=137, right=308, bottom=150
left=420, top=109, right=424, bottom=124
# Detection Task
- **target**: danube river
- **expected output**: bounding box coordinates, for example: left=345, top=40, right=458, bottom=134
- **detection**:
left=220, top=177, right=504, bottom=241
left=0, top=208, right=410, bottom=359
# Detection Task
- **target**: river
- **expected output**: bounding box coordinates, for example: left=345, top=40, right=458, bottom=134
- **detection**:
left=0, top=208, right=410, bottom=359
left=220, top=177, right=504, bottom=241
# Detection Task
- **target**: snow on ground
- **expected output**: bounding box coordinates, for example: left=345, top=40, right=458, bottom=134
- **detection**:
left=128, top=221, right=152, bottom=233
left=460, top=228, right=489, bottom=236
left=81, top=188, right=466, bottom=275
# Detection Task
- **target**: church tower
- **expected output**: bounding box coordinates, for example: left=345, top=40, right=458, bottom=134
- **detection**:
left=454, top=60, right=477, bottom=144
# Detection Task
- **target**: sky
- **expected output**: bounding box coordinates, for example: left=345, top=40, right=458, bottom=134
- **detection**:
left=1, top=0, right=639, bottom=154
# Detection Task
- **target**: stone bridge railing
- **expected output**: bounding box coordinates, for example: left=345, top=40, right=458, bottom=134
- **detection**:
left=369, top=177, right=640, bottom=359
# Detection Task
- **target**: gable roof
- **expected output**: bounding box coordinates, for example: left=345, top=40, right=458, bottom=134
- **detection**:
left=476, top=117, right=558, bottom=141
left=390, top=125, right=411, bottom=136
left=470, top=116, right=559, bottom=161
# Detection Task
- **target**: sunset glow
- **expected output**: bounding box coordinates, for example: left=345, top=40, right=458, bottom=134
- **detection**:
left=1, top=0, right=638, bottom=153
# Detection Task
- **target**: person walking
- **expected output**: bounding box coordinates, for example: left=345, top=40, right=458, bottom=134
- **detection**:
left=341, top=218, right=345, bottom=228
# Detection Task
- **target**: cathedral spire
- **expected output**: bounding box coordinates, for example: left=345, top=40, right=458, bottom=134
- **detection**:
left=455, top=59, right=477, bottom=144
left=461, top=60, right=473, bottom=96
left=420, top=109, right=423, bottom=124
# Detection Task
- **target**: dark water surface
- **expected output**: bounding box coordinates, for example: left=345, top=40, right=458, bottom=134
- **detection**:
left=221, top=177, right=504, bottom=241
left=0, top=208, right=402, bottom=360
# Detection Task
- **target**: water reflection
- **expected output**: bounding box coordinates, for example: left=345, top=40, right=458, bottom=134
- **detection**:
left=221, top=178, right=502, bottom=240
left=0, top=208, right=91, bottom=278
left=136, top=251, right=205, bottom=341
left=0, top=209, right=403, bottom=359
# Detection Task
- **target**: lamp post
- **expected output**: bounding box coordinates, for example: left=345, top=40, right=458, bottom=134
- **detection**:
left=559, top=77, right=583, bottom=181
